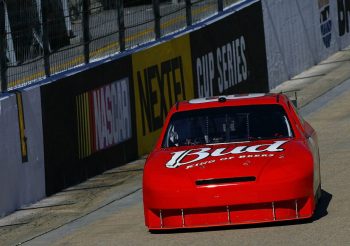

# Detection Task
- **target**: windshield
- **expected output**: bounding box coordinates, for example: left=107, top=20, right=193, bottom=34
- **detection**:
left=162, top=105, right=293, bottom=148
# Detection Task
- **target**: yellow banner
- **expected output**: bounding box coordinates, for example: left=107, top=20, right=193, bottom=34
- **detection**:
left=15, top=92, right=28, bottom=162
left=132, top=34, right=194, bottom=155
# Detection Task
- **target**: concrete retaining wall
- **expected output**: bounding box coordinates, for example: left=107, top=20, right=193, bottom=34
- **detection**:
left=0, top=88, right=45, bottom=217
left=263, top=0, right=350, bottom=89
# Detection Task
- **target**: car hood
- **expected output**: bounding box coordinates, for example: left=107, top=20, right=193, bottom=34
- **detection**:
left=145, top=139, right=310, bottom=182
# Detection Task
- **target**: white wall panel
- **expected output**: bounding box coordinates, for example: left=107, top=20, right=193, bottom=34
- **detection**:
left=263, top=0, right=350, bottom=89
left=0, top=88, right=45, bottom=217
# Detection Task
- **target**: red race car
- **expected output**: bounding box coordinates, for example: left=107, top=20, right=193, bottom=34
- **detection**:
left=143, top=93, right=321, bottom=230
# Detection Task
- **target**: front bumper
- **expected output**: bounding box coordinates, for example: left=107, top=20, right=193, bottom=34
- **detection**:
left=145, top=196, right=314, bottom=230
left=143, top=176, right=315, bottom=229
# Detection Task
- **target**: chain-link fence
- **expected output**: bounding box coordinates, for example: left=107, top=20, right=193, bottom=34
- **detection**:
left=0, top=0, right=241, bottom=92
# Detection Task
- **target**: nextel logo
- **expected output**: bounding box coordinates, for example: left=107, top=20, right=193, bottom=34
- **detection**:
left=319, top=0, right=332, bottom=48
left=137, top=56, right=186, bottom=136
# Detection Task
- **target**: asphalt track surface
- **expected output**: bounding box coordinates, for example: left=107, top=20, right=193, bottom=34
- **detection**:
left=1, top=52, right=350, bottom=245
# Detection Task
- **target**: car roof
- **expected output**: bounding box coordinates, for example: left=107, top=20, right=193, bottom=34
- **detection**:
left=174, top=93, right=288, bottom=112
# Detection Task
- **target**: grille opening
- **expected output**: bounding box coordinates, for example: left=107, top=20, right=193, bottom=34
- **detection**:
left=196, top=176, right=256, bottom=186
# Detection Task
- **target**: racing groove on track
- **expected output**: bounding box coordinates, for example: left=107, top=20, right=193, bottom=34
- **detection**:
left=23, top=79, right=350, bottom=246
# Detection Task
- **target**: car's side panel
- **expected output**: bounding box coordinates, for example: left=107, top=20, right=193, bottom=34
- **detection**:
left=304, top=120, right=321, bottom=196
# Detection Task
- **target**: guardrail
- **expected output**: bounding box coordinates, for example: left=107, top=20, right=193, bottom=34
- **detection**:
left=0, top=0, right=239, bottom=92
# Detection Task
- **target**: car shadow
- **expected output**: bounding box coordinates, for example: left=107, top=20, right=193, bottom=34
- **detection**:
left=150, top=189, right=332, bottom=234
left=312, top=189, right=332, bottom=221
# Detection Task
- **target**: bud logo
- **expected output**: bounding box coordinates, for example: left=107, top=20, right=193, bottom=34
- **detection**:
left=319, top=0, right=332, bottom=48
left=76, top=78, right=132, bottom=159
left=196, top=36, right=248, bottom=97
left=166, top=141, right=287, bottom=168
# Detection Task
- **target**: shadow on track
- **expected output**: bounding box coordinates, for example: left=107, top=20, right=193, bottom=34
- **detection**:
left=150, top=189, right=332, bottom=234
left=312, top=189, right=332, bottom=221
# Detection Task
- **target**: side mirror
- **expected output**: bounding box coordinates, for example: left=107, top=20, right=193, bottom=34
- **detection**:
left=289, top=91, right=298, bottom=108
left=291, top=99, right=298, bottom=108
left=304, top=132, right=311, bottom=139
left=280, top=90, right=299, bottom=108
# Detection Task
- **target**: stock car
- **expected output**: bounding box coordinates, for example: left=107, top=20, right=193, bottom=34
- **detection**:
left=143, top=93, right=321, bottom=230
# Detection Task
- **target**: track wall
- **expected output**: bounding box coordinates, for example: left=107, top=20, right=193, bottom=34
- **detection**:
left=40, top=56, right=138, bottom=195
left=190, top=1, right=268, bottom=98
left=0, top=88, right=45, bottom=217
left=40, top=0, right=267, bottom=181
left=263, top=0, right=350, bottom=89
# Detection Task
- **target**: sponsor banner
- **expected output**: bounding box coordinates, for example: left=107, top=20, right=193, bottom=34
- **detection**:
left=318, top=0, right=332, bottom=48
left=337, top=0, right=350, bottom=38
left=190, top=1, right=269, bottom=97
left=335, top=0, right=350, bottom=50
left=76, top=78, right=132, bottom=159
left=314, top=0, right=349, bottom=57
left=41, top=55, right=137, bottom=195
left=132, top=34, right=194, bottom=155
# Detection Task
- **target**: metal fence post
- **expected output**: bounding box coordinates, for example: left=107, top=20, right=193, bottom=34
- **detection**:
left=153, top=0, right=161, bottom=39
left=117, top=0, right=125, bottom=51
left=41, top=0, right=51, bottom=77
left=185, top=0, right=192, bottom=26
left=0, top=1, right=8, bottom=92
left=82, top=0, right=90, bottom=64
left=0, top=0, right=7, bottom=92
left=218, top=0, right=223, bottom=12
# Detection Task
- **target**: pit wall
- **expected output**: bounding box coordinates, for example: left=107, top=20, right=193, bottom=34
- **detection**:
left=0, top=88, right=45, bottom=217
left=2, top=0, right=349, bottom=216
left=39, top=0, right=268, bottom=196
left=263, top=0, right=350, bottom=89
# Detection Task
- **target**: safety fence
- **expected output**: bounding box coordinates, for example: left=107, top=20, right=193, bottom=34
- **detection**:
left=0, top=0, right=239, bottom=92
